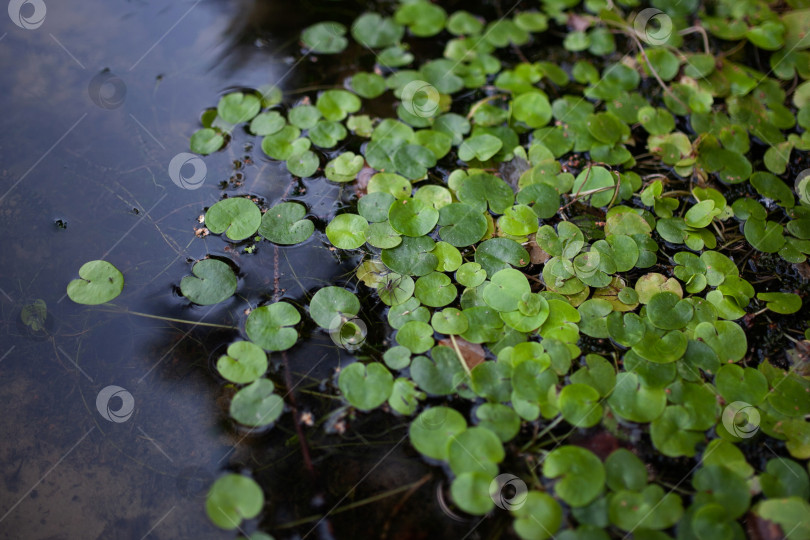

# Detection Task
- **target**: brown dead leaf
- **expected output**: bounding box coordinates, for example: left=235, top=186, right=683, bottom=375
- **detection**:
left=439, top=337, right=485, bottom=371
left=568, top=13, right=591, bottom=32
left=354, top=165, right=376, bottom=198
left=528, top=234, right=551, bottom=265
left=745, top=512, right=784, bottom=540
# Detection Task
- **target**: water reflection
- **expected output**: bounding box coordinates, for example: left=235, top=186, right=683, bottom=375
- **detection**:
left=0, top=0, right=305, bottom=537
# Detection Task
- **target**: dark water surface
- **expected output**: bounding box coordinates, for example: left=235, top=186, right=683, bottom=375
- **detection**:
left=0, top=0, right=338, bottom=538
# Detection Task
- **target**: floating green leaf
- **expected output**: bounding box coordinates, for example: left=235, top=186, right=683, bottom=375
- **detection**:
left=206, top=198, right=262, bottom=241
left=180, top=259, right=237, bottom=305
left=67, top=260, right=124, bottom=305
left=206, top=474, right=264, bottom=529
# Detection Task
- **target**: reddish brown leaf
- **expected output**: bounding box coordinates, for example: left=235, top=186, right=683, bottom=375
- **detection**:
left=439, top=337, right=485, bottom=371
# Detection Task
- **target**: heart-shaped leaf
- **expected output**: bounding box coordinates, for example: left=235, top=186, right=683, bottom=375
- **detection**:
left=338, top=362, right=394, bottom=411
left=216, top=341, right=268, bottom=384
left=258, top=202, right=314, bottom=245
left=230, top=378, right=284, bottom=426
left=67, top=260, right=124, bottom=305
left=206, top=474, right=264, bottom=530
left=245, top=302, right=300, bottom=351
left=206, top=198, right=262, bottom=241
left=180, top=259, right=237, bottom=305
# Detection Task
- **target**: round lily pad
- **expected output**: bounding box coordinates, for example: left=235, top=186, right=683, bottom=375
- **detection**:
left=309, top=286, right=360, bottom=328
left=409, top=406, right=466, bottom=460
left=258, top=202, right=314, bottom=245
left=647, top=292, right=694, bottom=330
left=301, top=21, right=348, bottom=54
left=230, top=378, right=284, bottom=427
left=559, top=383, right=603, bottom=428
left=217, top=92, right=261, bottom=124
left=206, top=474, right=264, bottom=530
left=190, top=128, right=224, bottom=155
left=396, top=320, right=434, bottom=353
left=286, top=150, right=320, bottom=178
left=431, top=308, right=469, bottom=335
left=512, top=492, right=562, bottom=540
left=245, top=302, right=300, bottom=351
left=542, top=446, right=605, bottom=507
left=67, top=260, right=124, bottom=305
left=438, top=203, right=488, bottom=247
left=451, top=472, right=494, bottom=515
left=206, top=198, right=262, bottom=241
left=180, top=259, right=238, bottom=305
left=388, top=198, right=439, bottom=237
left=414, top=272, right=457, bottom=307
left=338, top=362, right=394, bottom=411
left=326, top=213, right=369, bottom=249
left=448, top=426, right=504, bottom=476
left=216, top=341, right=268, bottom=384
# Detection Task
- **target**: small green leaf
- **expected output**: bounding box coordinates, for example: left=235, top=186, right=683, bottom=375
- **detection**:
left=230, top=378, right=284, bottom=427
left=338, top=362, right=394, bottom=411
left=206, top=198, right=262, bottom=241
left=216, top=341, right=267, bottom=384
left=301, top=21, right=348, bottom=54
left=67, top=260, right=124, bottom=305
left=206, top=474, right=264, bottom=530
left=258, top=202, right=314, bottom=245
left=245, top=302, right=300, bottom=351
left=180, top=259, right=237, bottom=305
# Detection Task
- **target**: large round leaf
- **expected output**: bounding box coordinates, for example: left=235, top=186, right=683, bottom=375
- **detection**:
left=230, top=378, right=284, bottom=427
left=216, top=341, right=267, bottom=384
left=66, top=260, right=124, bottom=305
left=409, top=406, right=466, bottom=460
left=388, top=198, right=439, bottom=237
left=206, top=198, right=262, bottom=241
left=180, top=259, right=238, bottom=305
left=206, top=474, right=264, bottom=530
left=245, top=302, right=300, bottom=351
left=258, top=202, right=314, bottom=245
left=309, top=287, right=360, bottom=328
left=542, top=446, right=605, bottom=507
left=338, top=362, right=394, bottom=411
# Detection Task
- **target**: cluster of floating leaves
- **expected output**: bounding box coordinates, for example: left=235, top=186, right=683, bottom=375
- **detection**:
left=65, top=0, right=810, bottom=537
